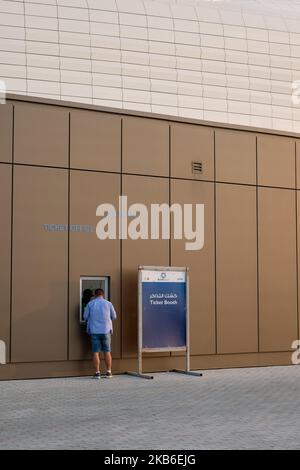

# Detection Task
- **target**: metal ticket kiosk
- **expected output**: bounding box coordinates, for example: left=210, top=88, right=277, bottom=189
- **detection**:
left=79, top=276, right=110, bottom=324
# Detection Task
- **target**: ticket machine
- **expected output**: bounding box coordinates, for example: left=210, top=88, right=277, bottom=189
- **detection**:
left=80, top=276, right=110, bottom=323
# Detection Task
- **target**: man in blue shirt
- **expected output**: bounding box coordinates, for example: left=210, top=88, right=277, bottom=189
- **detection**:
left=84, top=288, right=117, bottom=379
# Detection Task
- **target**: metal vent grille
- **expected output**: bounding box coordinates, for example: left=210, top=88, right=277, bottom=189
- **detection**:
left=192, top=161, right=203, bottom=174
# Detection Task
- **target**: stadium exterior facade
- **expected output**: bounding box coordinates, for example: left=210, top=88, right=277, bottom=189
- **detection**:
left=1, top=0, right=300, bottom=379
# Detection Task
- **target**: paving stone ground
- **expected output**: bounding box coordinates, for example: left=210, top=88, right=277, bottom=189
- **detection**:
left=0, top=366, right=300, bottom=450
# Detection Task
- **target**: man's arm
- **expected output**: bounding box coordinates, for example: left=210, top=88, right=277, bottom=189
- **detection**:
left=110, top=303, right=117, bottom=321
left=83, top=304, right=90, bottom=322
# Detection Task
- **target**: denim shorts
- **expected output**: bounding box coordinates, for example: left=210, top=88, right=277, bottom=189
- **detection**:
left=91, top=334, right=111, bottom=353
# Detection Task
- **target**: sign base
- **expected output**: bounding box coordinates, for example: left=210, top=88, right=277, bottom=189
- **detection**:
left=171, top=369, right=203, bottom=377
left=126, top=371, right=154, bottom=380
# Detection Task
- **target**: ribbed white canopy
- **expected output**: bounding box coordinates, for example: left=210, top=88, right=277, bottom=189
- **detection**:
left=1, top=0, right=300, bottom=131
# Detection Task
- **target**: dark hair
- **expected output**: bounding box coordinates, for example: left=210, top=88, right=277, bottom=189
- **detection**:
left=83, top=289, right=93, bottom=300
left=95, top=288, right=105, bottom=297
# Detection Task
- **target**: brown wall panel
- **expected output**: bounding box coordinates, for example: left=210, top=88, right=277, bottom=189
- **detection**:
left=171, top=179, right=215, bottom=355
left=122, top=117, right=169, bottom=177
left=258, top=187, right=298, bottom=352
left=69, top=171, right=121, bottom=361
left=171, top=123, right=214, bottom=181
left=215, top=130, right=256, bottom=184
left=3, top=94, right=300, bottom=378
left=70, top=110, right=121, bottom=172
left=257, top=135, right=295, bottom=188
left=0, top=164, right=12, bottom=361
left=216, top=184, right=258, bottom=354
left=0, top=104, right=13, bottom=163
left=14, top=103, right=69, bottom=167
left=11, top=166, right=68, bottom=362
left=122, top=175, right=169, bottom=357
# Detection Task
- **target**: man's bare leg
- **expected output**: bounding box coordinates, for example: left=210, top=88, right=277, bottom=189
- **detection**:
left=104, top=352, right=112, bottom=374
left=93, top=353, right=100, bottom=373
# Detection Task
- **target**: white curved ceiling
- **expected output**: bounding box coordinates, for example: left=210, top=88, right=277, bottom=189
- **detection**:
left=1, top=0, right=300, bottom=131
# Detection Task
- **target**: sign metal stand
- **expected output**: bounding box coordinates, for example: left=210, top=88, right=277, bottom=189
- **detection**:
left=127, top=266, right=203, bottom=380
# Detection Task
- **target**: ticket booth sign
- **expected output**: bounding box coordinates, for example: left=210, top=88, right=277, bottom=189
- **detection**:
left=141, top=269, right=187, bottom=351
left=127, top=266, right=202, bottom=379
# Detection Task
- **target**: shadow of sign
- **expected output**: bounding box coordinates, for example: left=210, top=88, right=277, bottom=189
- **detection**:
left=0, top=340, right=6, bottom=365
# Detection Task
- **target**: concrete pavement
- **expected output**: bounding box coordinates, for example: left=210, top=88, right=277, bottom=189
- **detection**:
left=0, top=366, right=299, bottom=450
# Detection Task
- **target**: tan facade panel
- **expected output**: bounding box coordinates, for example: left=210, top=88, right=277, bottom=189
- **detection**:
left=257, top=135, right=295, bottom=188
left=171, top=179, right=215, bottom=355
left=2, top=95, right=300, bottom=379
left=122, top=175, right=169, bottom=357
left=122, top=117, right=169, bottom=177
left=70, top=110, right=121, bottom=172
left=69, top=170, right=121, bottom=361
left=171, top=123, right=214, bottom=181
left=0, top=104, right=13, bottom=163
left=0, top=164, right=12, bottom=361
left=14, top=103, right=69, bottom=167
left=215, top=130, right=256, bottom=185
left=11, top=166, right=68, bottom=363
left=216, top=184, right=258, bottom=354
left=258, top=187, right=298, bottom=352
